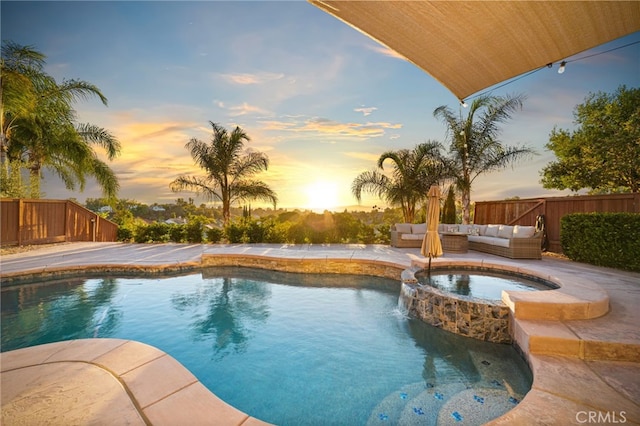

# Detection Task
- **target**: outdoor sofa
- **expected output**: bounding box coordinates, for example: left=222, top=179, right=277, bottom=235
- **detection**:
left=390, top=223, right=542, bottom=259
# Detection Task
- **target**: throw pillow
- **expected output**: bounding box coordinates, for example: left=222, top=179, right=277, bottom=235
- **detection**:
left=473, top=224, right=487, bottom=236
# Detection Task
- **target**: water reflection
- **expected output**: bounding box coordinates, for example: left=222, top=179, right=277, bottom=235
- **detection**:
left=171, top=275, right=271, bottom=359
left=1, top=279, right=121, bottom=351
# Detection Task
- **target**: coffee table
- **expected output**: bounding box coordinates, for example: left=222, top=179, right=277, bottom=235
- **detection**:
left=440, top=232, right=469, bottom=253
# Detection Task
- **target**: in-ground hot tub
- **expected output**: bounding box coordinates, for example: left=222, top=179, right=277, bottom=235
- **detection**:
left=400, top=268, right=557, bottom=343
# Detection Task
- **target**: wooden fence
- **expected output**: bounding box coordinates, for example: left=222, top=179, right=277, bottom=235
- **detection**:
left=473, top=193, right=640, bottom=253
left=1, top=199, right=118, bottom=246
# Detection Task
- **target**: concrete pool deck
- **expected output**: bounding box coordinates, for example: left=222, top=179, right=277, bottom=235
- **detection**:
left=1, top=242, right=639, bottom=425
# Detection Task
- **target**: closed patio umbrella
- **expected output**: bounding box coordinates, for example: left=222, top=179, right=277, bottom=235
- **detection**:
left=421, top=185, right=443, bottom=260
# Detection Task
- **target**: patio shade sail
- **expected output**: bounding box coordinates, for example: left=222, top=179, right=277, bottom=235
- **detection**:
left=309, top=1, right=640, bottom=101
left=421, top=185, right=442, bottom=259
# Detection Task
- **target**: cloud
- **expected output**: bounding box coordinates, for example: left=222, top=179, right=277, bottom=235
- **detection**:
left=227, top=102, right=272, bottom=117
left=354, top=106, right=377, bottom=116
left=219, top=72, right=285, bottom=85
left=365, top=43, right=407, bottom=60
left=258, top=116, right=402, bottom=139
left=343, top=151, right=380, bottom=162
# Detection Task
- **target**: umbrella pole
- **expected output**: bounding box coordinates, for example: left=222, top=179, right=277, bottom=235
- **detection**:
left=428, top=254, right=432, bottom=276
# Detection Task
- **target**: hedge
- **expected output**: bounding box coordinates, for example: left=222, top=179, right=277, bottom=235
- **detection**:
left=561, top=213, right=640, bottom=271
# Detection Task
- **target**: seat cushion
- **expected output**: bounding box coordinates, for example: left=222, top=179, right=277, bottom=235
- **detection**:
left=401, top=233, right=424, bottom=240
left=469, top=235, right=510, bottom=247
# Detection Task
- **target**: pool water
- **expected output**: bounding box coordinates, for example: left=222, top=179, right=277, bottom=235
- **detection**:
left=416, top=269, right=554, bottom=301
left=1, top=267, right=532, bottom=425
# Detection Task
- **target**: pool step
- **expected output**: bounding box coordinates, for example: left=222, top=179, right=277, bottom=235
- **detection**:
left=512, top=319, right=640, bottom=362
left=368, top=383, right=520, bottom=426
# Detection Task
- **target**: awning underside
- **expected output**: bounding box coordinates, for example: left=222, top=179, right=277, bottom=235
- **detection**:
left=310, top=1, right=640, bottom=101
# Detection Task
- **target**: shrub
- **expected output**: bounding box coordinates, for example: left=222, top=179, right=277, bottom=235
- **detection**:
left=561, top=213, right=640, bottom=271
left=223, top=218, right=286, bottom=243
left=134, top=223, right=171, bottom=243
left=206, top=227, right=223, bottom=243
left=358, top=224, right=376, bottom=244
left=184, top=217, right=205, bottom=243
left=117, top=226, right=134, bottom=242
left=169, top=225, right=186, bottom=242
left=225, top=221, right=248, bottom=243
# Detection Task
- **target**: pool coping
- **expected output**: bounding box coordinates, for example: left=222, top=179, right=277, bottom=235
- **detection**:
left=0, top=338, right=269, bottom=426
left=1, top=243, right=639, bottom=425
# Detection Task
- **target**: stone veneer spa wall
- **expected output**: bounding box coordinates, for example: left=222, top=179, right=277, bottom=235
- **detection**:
left=400, top=282, right=512, bottom=344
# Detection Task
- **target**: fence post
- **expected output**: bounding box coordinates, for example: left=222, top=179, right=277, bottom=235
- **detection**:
left=91, top=215, right=97, bottom=242
left=17, top=199, right=24, bottom=246
left=64, top=200, right=69, bottom=242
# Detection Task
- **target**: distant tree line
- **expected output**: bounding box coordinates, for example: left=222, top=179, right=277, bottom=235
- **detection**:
left=85, top=197, right=405, bottom=244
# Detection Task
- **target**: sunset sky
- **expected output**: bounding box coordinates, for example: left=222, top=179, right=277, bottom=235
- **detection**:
left=2, top=1, right=639, bottom=211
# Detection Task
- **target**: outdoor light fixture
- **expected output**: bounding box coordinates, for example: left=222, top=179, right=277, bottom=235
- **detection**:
left=558, top=61, right=566, bottom=74
left=460, top=100, right=468, bottom=108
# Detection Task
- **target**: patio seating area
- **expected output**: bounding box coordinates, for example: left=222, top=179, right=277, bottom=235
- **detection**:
left=1, top=242, right=639, bottom=425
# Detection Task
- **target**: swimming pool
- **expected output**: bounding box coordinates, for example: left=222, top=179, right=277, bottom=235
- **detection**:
left=1, top=267, right=532, bottom=425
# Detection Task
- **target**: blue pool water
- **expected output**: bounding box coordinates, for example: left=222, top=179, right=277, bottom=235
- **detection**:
left=416, top=269, right=554, bottom=300
left=1, top=267, right=532, bottom=425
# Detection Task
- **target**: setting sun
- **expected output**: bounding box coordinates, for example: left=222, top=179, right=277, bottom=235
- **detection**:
left=305, top=181, right=339, bottom=211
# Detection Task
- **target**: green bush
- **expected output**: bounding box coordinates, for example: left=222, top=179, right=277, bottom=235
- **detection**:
left=225, top=221, right=248, bottom=243
left=184, top=217, right=205, bottom=243
left=375, top=224, right=391, bottom=245
left=561, top=213, right=640, bottom=271
left=117, top=226, right=134, bottom=242
left=134, top=223, right=171, bottom=243
left=169, top=225, right=185, bottom=242
left=358, top=224, right=376, bottom=244
left=224, top=218, right=287, bottom=243
left=206, top=227, right=223, bottom=243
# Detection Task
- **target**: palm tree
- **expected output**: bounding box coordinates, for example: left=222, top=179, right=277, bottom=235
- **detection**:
left=433, top=94, right=535, bottom=224
left=351, top=142, right=447, bottom=223
left=1, top=41, right=120, bottom=198
left=1, top=42, right=45, bottom=169
left=170, top=122, right=278, bottom=225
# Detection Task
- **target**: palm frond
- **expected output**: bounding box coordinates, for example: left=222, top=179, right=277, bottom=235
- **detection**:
left=351, top=170, right=391, bottom=202
left=76, top=123, right=121, bottom=160
left=170, top=175, right=222, bottom=202
left=230, top=180, right=278, bottom=208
